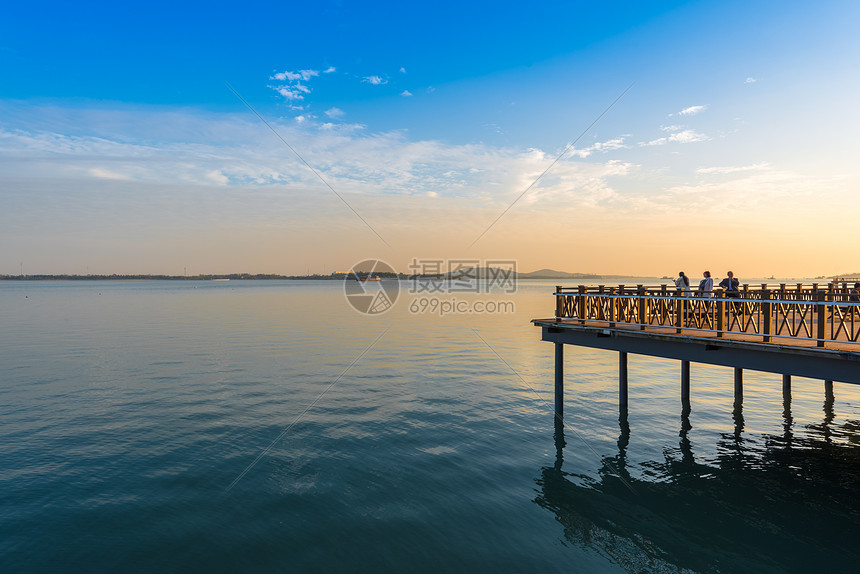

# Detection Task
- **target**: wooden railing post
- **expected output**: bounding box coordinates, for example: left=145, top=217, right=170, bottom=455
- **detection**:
left=598, top=285, right=605, bottom=320
left=637, top=285, right=646, bottom=330
left=660, top=284, right=668, bottom=324
left=578, top=285, right=586, bottom=325
left=816, top=290, right=826, bottom=347
left=675, top=289, right=683, bottom=333
left=609, top=287, right=617, bottom=328
left=555, top=285, right=562, bottom=320
left=762, top=289, right=771, bottom=343
left=716, top=289, right=724, bottom=337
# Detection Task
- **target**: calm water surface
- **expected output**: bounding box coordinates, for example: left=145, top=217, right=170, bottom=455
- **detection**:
left=1, top=280, right=858, bottom=572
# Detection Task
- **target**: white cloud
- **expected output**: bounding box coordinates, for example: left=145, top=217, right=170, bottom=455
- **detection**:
left=325, top=107, right=345, bottom=119
left=641, top=129, right=708, bottom=146
left=271, top=69, right=319, bottom=82
left=324, top=66, right=336, bottom=74
left=363, top=75, right=387, bottom=85
left=678, top=105, right=707, bottom=116
left=644, top=137, right=667, bottom=146
left=89, top=167, right=130, bottom=180
left=569, top=136, right=628, bottom=158
left=669, top=129, right=708, bottom=143
left=0, top=104, right=717, bottom=217
left=660, top=124, right=683, bottom=132
left=400, top=90, right=413, bottom=97
left=634, top=164, right=839, bottom=216
left=696, top=163, right=769, bottom=175
left=206, top=170, right=229, bottom=185
left=399, top=67, right=406, bottom=73
left=745, top=77, right=757, bottom=84
left=270, top=69, right=324, bottom=102
left=277, top=88, right=304, bottom=100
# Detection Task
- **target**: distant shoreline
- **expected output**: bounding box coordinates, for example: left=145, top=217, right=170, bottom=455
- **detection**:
left=0, top=274, right=353, bottom=281
left=0, top=273, right=837, bottom=282
left=0, top=272, right=640, bottom=282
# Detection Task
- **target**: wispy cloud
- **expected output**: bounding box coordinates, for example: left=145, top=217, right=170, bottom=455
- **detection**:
left=678, top=105, right=707, bottom=116
left=631, top=164, right=839, bottom=216
left=325, top=107, right=345, bottom=119
left=569, top=136, right=628, bottom=158
left=400, top=90, right=412, bottom=97
left=399, top=67, right=406, bottom=74
left=0, top=105, right=638, bottom=206
left=363, top=75, right=387, bottom=85
left=89, top=167, right=130, bottom=180
left=324, top=66, right=336, bottom=74
left=697, top=163, right=769, bottom=174
left=641, top=129, right=708, bottom=146
left=669, top=129, right=708, bottom=143
left=271, top=69, right=319, bottom=82
left=745, top=77, right=757, bottom=84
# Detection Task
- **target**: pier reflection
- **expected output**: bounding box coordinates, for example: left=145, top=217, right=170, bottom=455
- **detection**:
left=535, top=407, right=860, bottom=572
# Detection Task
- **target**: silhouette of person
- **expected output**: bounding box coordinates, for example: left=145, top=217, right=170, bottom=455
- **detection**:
left=719, top=271, right=740, bottom=298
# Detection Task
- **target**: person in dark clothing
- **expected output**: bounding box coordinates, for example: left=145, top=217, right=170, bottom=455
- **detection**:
left=719, top=271, right=740, bottom=297
left=850, top=282, right=860, bottom=303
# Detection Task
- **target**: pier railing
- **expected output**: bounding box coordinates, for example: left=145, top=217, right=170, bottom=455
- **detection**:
left=554, top=283, right=860, bottom=347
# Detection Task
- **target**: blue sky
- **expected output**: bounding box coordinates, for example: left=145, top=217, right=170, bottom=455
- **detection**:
left=2, top=1, right=859, bottom=276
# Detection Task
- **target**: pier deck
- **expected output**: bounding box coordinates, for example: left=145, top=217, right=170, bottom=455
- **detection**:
left=533, top=283, right=860, bottom=413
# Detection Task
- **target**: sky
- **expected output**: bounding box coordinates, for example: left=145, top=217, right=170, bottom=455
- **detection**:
left=2, top=0, right=859, bottom=277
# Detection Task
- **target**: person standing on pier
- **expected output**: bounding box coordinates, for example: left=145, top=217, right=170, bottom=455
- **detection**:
left=698, top=271, right=713, bottom=297
left=719, top=271, right=740, bottom=297
left=675, top=271, right=691, bottom=295
left=850, top=282, right=860, bottom=302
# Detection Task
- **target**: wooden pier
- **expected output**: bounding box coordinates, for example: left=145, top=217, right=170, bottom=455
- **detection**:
left=533, top=283, right=860, bottom=414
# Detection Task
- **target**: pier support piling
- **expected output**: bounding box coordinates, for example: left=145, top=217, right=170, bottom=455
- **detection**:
left=782, top=374, right=791, bottom=401
left=734, top=367, right=743, bottom=403
left=681, top=360, right=690, bottom=404
left=619, top=352, right=629, bottom=409
left=825, top=379, right=834, bottom=402
left=554, top=343, right=564, bottom=417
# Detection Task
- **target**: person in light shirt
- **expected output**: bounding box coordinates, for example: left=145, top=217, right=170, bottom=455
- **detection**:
left=674, top=271, right=691, bottom=295
left=698, top=270, right=713, bottom=297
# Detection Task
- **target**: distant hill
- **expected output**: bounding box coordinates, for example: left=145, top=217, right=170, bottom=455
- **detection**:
left=518, top=269, right=603, bottom=279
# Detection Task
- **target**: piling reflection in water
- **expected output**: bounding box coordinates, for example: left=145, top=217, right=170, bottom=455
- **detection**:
left=535, top=401, right=860, bottom=572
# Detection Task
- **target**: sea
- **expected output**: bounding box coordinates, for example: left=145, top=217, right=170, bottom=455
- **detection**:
left=1, top=279, right=858, bottom=573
